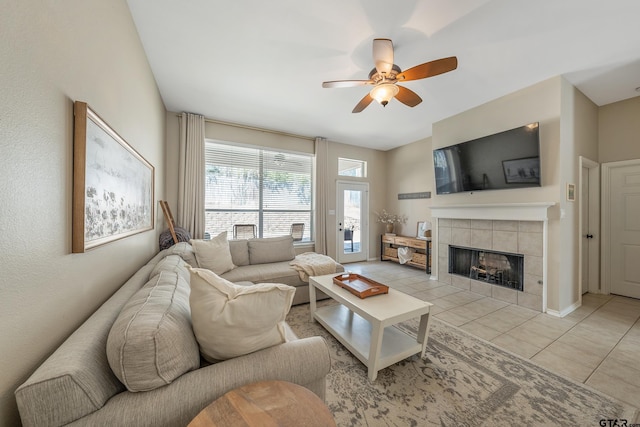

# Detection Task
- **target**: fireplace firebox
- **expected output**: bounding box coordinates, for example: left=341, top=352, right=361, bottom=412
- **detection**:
left=448, top=245, right=524, bottom=291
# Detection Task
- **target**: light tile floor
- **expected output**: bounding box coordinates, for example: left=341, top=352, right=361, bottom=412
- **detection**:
left=343, top=260, right=640, bottom=410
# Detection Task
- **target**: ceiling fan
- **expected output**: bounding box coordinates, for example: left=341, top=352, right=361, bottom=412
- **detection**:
left=322, top=38, right=457, bottom=113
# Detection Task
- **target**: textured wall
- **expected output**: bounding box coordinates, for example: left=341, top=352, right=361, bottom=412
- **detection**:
left=0, top=1, right=166, bottom=424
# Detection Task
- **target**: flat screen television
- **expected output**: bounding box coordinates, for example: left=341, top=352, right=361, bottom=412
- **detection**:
left=433, top=122, right=541, bottom=195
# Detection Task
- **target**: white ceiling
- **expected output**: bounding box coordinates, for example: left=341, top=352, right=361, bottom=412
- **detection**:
left=126, top=0, right=640, bottom=151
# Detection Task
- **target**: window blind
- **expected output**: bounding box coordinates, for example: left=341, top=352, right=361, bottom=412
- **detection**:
left=204, top=140, right=313, bottom=240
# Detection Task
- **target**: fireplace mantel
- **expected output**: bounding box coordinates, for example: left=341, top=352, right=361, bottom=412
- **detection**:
left=430, top=202, right=555, bottom=222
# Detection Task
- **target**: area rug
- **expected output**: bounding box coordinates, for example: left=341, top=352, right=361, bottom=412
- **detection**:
left=286, top=303, right=638, bottom=427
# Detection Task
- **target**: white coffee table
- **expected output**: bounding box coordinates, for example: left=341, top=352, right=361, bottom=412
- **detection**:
left=309, top=274, right=432, bottom=381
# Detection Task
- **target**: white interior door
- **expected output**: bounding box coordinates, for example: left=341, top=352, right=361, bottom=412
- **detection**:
left=605, top=161, right=640, bottom=298
left=581, top=166, right=590, bottom=294
left=579, top=157, right=600, bottom=295
left=336, top=181, right=368, bottom=263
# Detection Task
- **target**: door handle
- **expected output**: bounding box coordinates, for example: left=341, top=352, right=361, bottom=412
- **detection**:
left=586, top=234, right=594, bottom=239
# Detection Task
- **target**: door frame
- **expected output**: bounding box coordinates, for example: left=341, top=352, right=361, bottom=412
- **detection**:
left=601, top=158, right=640, bottom=295
left=335, top=180, right=369, bottom=263
left=578, top=156, right=600, bottom=295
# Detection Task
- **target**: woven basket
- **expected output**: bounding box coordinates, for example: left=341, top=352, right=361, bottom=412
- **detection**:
left=384, top=247, right=398, bottom=258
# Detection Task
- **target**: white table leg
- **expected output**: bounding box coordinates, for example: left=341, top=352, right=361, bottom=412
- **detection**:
left=417, top=311, right=431, bottom=358
left=309, top=282, right=317, bottom=322
left=367, top=321, right=384, bottom=381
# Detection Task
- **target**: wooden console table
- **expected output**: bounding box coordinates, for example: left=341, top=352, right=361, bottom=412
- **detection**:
left=381, top=235, right=431, bottom=274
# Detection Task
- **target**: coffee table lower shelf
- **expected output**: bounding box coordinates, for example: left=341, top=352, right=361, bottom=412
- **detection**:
left=313, top=304, right=423, bottom=377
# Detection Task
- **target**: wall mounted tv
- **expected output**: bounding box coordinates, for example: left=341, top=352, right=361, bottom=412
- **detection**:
left=433, top=122, right=541, bottom=195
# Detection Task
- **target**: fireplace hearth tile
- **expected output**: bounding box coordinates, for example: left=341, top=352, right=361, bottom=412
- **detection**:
left=492, top=285, right=518, bottom=304
left=439, top=243, right=449, bottom=260
left=524, top=274, right=543, bottom=296
left=492, top=230, right=518, bottom=253
left=451, top=227, right=471, bottom=246
left=438, top=218, right=452, bottom=227
left=492, top=220, right=518, bottom=232
left=518, top=232, right=543, bottom=256
left=451, top=219, right=470, bottom=229
left=471, top=219, right=493, bottom=230
left=525, top=255, right=543, bottom=277
left=471, top=229, right=492, bottom=249
left=470, top=279, right=492, bottom=296
left=517, top=292, right=542, bottom=311
left=438, top=226, right=452, bottom=244
left=451, top=275, right=471, bottom=290
left=519, top=221, right=544, bottom=233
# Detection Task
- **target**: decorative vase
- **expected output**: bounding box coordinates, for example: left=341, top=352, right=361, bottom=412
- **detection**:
left=385, top=223, right=394, bottom=234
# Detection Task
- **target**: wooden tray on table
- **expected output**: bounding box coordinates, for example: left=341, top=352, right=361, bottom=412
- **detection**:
left=332, top=273, right=389, bottom=299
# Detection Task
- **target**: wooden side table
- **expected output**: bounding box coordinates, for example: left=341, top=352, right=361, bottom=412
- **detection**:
left=188, top=380, right=336, bottom=427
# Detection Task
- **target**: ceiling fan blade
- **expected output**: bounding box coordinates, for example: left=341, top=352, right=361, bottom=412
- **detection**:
left=322, top=80, right=373, bottom=88
left=352, top=94, right=374, bottom=113
left=373, top=38, right=394, bottom=76
left=395, top=85, right=422, bottom=107
left=397, top=56, right=458, bottom=82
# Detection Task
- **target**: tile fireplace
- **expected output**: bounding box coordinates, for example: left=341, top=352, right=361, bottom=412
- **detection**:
left=448, top=245, right=524, bottom=291
left=431, top=203, right=554, bottom=312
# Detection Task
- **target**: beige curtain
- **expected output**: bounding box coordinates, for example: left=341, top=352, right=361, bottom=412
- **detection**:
left=314, top=137, right=329, bottom=254
left=177, top=113, right=205, bottom=239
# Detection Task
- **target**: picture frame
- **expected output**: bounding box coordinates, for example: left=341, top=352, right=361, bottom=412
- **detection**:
left=416, top=221, right=431, bottom=240
left=502, top=157, right=540, bottom=184
left=567, top=183, right=576, bottom=201
left=72, top=101, right=154, bottom=253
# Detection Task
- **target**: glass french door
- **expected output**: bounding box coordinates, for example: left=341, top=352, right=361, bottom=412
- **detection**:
left=336, top=181, right=368, bottom=263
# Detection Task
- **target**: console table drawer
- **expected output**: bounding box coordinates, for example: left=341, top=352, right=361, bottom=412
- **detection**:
left=381, top=235, right=395, bottom=244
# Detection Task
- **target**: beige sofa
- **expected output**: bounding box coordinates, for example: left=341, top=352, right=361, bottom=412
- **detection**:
left=204, top=236, right=344, bottom=305
left=14, top=243, right=332, bottom=427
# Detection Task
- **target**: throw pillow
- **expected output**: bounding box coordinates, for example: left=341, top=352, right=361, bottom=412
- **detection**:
left=191, top=232, right=235, bottom=274
left=188, top=267, right=295, bottom=362
left=228, top=239, right=250, bottom=266
left=106, top=271, right=200, bottom=392
left=248, top=235, right=296, bottom=264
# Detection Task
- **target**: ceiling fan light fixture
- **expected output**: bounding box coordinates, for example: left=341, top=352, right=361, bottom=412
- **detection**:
left=370, top=83, right=399, bottom=107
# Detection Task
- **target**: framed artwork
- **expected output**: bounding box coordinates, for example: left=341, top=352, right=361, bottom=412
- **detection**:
left=502, top=157, right=540, bottom=184
left=72, top=101, right=154, bottom=253
left=567, top=183, right=576, bottom=201
left=417, top=221, right=431, bottom=239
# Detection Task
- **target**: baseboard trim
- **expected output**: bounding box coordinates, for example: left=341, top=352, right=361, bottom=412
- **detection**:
left=546, top=300, right=581, bottom=318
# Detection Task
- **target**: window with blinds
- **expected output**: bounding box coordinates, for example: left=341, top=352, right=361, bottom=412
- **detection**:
left=204, top=140, right=313, bottom=241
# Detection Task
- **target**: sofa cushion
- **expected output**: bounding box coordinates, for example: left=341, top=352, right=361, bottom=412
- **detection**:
left=228, top=239, right=250, bottom=266
left=189, top=267, right=295, bottom=362
left=248, top=236, right=296, bottom=264
left=150, top=254, right=190, bottom=282
left=220, top=261, right=303, bottom=287
left=106, top=271, right=200, bottom=392
left=191, top=232, right=236, bottom=274
left=164, top=241, right=198, bottom=267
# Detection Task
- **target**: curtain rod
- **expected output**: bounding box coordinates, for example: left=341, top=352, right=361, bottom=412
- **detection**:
left=177, top=113, right=314, bottom=141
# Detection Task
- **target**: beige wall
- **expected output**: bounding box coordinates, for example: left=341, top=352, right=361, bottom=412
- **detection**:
left=430, top=77, right=564, bottom=312
left=385, top=137, right=433, bottom=238
left=165, top=115, right=387, bottom=261
left=385, top=77, right=605, bottom=315
left=0, top=1, right=166, bottom=425
left=431, top=77, right=563, bottom=206
left=326, top=141, right=387, bottom=260
left=558, top=81, right=599, bottom=310
left=599, top=96, right=640, bottom=163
